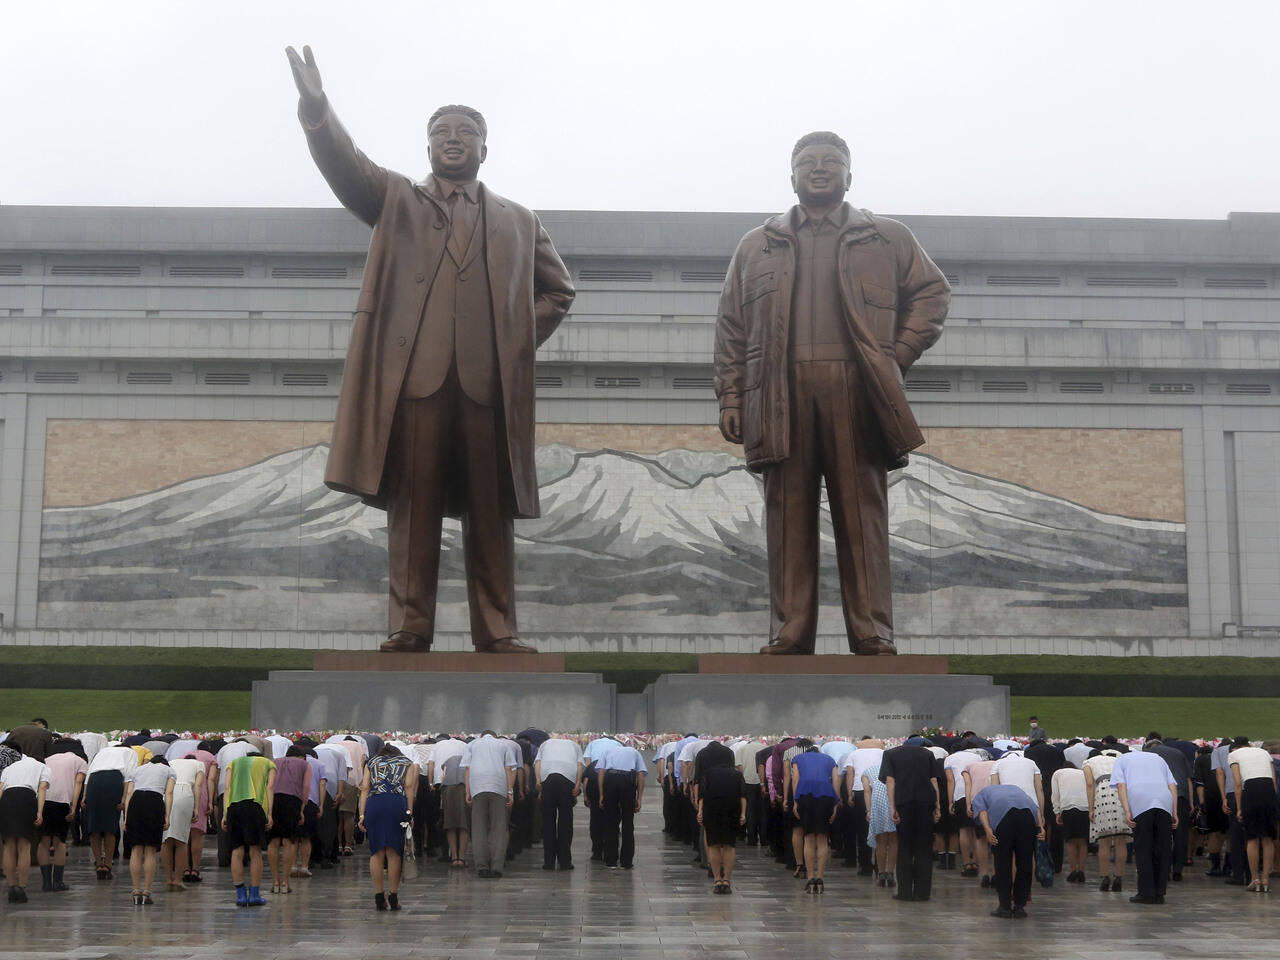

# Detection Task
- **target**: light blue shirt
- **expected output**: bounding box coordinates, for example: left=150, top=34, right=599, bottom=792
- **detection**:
left=599, top=745, right=647, bottom=775
left=971, top=783, right=1041, bottom=830
left=313, top=744, right=347, bottom=798
left=821, top=740, right=855, bottom=764
left=584, top=738, right=621, bottom=763
left=1110, top=750, right=1176, bottom=817
left=671, top=736, right=698, bottom=784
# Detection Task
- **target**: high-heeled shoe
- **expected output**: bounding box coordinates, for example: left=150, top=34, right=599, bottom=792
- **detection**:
left=374, top=892, right=387, bottom=911
left=814, top=879, right=825, bottom=894
left=803, top=878, right=817, bottom=894
left=388, top=892, right=401, bottom=911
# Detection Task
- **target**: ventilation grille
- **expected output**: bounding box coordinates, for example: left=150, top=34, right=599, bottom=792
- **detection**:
left=0, top=265, right=21, bottom=276
left=986, top=275, right=1060, bottom=287
left=280, top=372, right=329, bottom=387
left=535, top=376, right=564, bottom=388
left=579, top=268, right=653, bottom=282
left=1059, top=381, right=1105, bottom=394
left=1085, top=277, right=1178, bottom=288
left=1225, top=383, right=1272, bottom=396
left=271, top=266, right=347, bottom=280
left=982, top=380, right=1029, bottom=393
left=672, top=376, right=714, bottom=390
left=1148, top=382, right=1195, bottom=394
left=1205, top=278, right=1269, bottom=289
left=680, top=270, right=726, bottom=283
left=33, top=371, right=79, bottom=384
left=49, top=264, right=141, bottom=277
left=943, top=274, right=960, bottom=285
left=593, top=376, right=641, bottom=388
left=169, top=265, right=246, bottom=278
left=203, top=372, right=252, bottom=386
left=905, top=379, right=952, bottom=392
left=125, top=372, right=173, bottom=385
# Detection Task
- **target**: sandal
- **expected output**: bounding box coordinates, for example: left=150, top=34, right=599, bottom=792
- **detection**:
left=713, top=880, right=728, bottom=894
left=188, top=869, right=202, bottom=883
left=451, top=858, right=465, bottom=868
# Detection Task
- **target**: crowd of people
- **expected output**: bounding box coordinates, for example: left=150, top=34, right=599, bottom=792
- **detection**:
left=1, top=717, right=1277, bottom=920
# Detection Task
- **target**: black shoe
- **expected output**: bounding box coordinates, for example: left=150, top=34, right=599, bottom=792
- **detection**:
left=1155, top=895, right=1166, bottom=904
left=990, top=907, right=1013, bottom=919
left=388, top=893, right=400, bottom=911
left=1011, top=906, right=1027, bottom=919
left=374, top=892, right=387, bottom=911
left=542, top=863, right=556, bottom=871
left=1100, top=876, right=1112, bottom=891
left=1171, top=872, right=1182, bottom=881
left=477, top=868, right=493, bottom=878
left=1129, top=895, right=1157, bottom=904
left=621, top=864, right=633, bottom=870
left=980, top=874, right=992, bottom=888
left=1112, top=878, right=1122, bottom=892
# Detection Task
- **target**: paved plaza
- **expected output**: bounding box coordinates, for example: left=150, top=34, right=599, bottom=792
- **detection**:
left=3, top=803, right=1277, bottom=960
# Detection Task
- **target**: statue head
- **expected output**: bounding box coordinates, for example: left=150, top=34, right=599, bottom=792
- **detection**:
left=428, top=104, right=488, bottom=181
left=790, top=131, right=852, bottom=207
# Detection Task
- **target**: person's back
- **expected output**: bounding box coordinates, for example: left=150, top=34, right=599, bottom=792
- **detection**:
left=993, top=753, right=1040, bottom=803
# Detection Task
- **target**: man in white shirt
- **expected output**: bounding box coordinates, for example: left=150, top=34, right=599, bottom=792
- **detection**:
left=461, top=732, right=518, bottom=878
left=536, top=737, right=583, bottom=871
left=311, top=743, right=350, bottom=868
left=733, top=738, right=764, bottom=847
left=840, top=740, right=884, bottom=874
left=990, top=750, right=1044, bottom=817
left=1111, top=750, right=1178, bottom=904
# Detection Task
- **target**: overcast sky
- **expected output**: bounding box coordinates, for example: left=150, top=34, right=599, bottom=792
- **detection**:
left=4, top=0, right=1277, bottom=219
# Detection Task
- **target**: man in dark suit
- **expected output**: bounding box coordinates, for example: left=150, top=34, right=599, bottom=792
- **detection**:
left=287, top=46, right=575, bottom=653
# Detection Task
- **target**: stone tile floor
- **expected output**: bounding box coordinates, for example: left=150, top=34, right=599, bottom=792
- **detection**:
left=2, top=804, right=1276, bottom=960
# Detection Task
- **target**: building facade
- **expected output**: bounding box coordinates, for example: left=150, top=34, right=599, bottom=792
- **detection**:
left=1, top=205, right=1278, bottom=654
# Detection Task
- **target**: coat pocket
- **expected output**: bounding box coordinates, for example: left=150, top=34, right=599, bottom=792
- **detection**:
left=742, top=270, right=777, bottom=305
left=740, top=384, right=764, bottom=454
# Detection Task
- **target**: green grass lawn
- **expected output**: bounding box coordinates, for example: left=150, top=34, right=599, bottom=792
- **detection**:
left=1011, top=696, right=1280, bottom=740
left=1, top=690, right=251, bottom=733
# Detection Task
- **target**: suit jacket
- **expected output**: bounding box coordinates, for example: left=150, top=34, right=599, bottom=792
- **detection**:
left=299, top=101, right=575, bottom=517
left=713, top=204, right=948, bottom=469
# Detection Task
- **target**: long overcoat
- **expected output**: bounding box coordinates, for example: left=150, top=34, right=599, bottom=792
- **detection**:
left=300, top=103, right=575, bottom=516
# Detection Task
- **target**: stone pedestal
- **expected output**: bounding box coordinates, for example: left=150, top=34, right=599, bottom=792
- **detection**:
left=696, top=654, right=948, bottom=675
left=312, top=652, right=566, bottom=673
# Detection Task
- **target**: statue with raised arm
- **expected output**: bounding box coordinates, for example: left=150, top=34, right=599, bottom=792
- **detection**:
left=286, top=46, right=575, bottom=653
left=714, top=131, right=949, bottom=655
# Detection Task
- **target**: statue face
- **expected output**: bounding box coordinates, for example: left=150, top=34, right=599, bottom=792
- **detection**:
left=790, top=144, right=851, bottom=206
left=427, top=113, right=487, bottom=180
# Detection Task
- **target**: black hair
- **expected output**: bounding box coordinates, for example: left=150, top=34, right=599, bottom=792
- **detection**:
left=1147, top=731, right=1163, bottom=742
left=428, top=104, right=487, bottom=141
left=148, top=755, right=169, bottom=766
left=791, top=131, right=850, bottom=163
left=30, top=718, right=48, bottom=728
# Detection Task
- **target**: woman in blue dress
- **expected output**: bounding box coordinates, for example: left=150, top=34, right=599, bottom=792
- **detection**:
left=357, top=745, right=418, bottom=911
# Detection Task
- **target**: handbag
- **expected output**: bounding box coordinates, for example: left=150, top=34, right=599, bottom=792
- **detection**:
left=1034, top=838, right=1055, bottom=887
left=400, top=814, right=417, bottom=880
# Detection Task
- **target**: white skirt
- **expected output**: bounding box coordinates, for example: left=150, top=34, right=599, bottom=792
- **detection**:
left=163, top=783, right=195, bottom=844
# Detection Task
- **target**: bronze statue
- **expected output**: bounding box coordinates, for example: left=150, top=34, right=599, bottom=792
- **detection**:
left=286, top=46, right=575, bottom=653
left=713, top=132, right=949, bottom=655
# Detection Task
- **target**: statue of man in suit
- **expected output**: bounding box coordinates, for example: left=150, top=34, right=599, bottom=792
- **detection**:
left=287, top=46, right=575, bottom=653
left=714, top=131, right=949, bottom=655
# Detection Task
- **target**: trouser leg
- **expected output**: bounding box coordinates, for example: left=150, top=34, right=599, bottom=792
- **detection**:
left=1172, top=796, right=1190, bottom=875
left=993, top=816, right=1016, bottom=911
left=386, top=396, right=447, bottom=641
left=601, top=775, right=622, bottom=866
left=764, top=368, right=820, bottom=651
left=617, top=779, right=637, bottom=868
left=1133, top=809, right=1156, bottom=898
left=1151, top=810, right=1173, bottom=897
left=1227, top=795, right=1248, bottom=882
left=1009, top=809, right=1035, bottom=908
left=814, top=361, right=893, bottom=644
left=853, top=792, right=872, bottom=870
left=897, top=803, right=935, bottom=899
left=471, top=794, right=491, bottom=872
left=486, top=794, right=509, bottom=870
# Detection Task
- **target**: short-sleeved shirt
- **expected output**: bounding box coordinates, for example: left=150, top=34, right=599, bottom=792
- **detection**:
left=1063, top=742, right=1092, bottom=770
left=215, top=741, right=255, bottom=793
left=536, top=738, right=583, bottom=783
left=821, top=740, right=855, bottom=765
left=598, top=745, right=647, bottom=775
left=840, top=747, right=884, bottom=793
left=304, top=756, right=325, bottom=805
left=733, top=740, right=762, bottom=785
left=43, top=752, right=88, bottom=805
left=169, top=757, right=204, bottom=791
left=225, top=755, right=276, bottom=808
left=879, top=745, right=942, bottom=806
left=460, top=735, right=517, bottom=797
left=1210, top=743, right=1233, bottom=792
left=1110, top=751, right=1176, bottom=817
left=584, top=738, right=622, bottom=764
left=430, top=739, right=465, bottom=785
left=964, top=760, right=997, bottom=801
left=944, top=750, right=982, bottom=802
left=972, top=783, right=1041, bottom=831
left=992, top=753, right=1040, bottom=802
left=700, top=765, right=746, bottom=803
left=1230, top=746, right=1276, bottom=784
left=0, top=756, right=50, bottom=792
left=1051, top=767, right=1088, bottom=813
left=792, top=751, right=838, bottom=800
left=73, top=732, right=108, bottom=763
left=1143, top=743, right=1192, bottom=798
left=272, top=756, right=311, bottom=800
left=694, top=742, right=734, bottom=781
left=165, top=739, right=202, bottom=761
left=670, top=737, right=699, bottom=784
left=126, top=762, right=176, bottom=795
left=88, top=746, right=140, bottom=777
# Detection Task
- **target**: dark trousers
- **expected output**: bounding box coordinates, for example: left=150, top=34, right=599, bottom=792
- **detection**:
left=993, top=808, right=1036, bottom=911
left=1172, top=796, right=1190, bottom=876
left=386, top=376, right=516, bottom=646
left=851, top=791, right=873, bottom=870
left=768, top=801, right=786, bottom=861
left=601, top=772, right=637, bottom=867
left=896, top=802, right=936, bottom=900
left=540, top=773, right=575, bottom=869
left=584, top=766, right=603, bottom=858
left=1132, top=808, right=1173, bottom=899
left=315, top=796, right=339, bottom=863
left=1226, top=795, right=1250, bottom=882
left=662, top=777, right=677, bottom=835
left=744, top=788, right=765, bottom=845
left=764, top=361, right=893, bottom=650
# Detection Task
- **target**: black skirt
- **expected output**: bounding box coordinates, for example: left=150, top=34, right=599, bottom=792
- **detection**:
left=84, top=770, right=125, bottom=836
left=1242, top=778, right=1278, bottom=841
left=39, top=800, right=72, bottom=841
left=796, top=795, right=837, bottom=836
left=0, top=786, right=38, bottom=841
left=702, top=797, right=740, bottom=847
left=124, top=790, right=166, bottom=849
left=1060, top=808, right=1090, bottom=841
left=269, top=794, right=303, bottom=841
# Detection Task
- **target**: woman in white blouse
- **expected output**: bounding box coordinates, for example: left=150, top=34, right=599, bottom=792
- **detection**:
left=0, top=749, right=50, bottom=904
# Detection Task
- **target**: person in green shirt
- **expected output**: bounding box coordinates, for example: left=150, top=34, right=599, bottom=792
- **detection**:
left=220, top=752, right=276, bottom=907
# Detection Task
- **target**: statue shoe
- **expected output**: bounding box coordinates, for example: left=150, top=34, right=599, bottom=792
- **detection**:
left=758, top=639, right=813, bottom=655
left=476, top=637, right=538, bottom=654
left=850, top=637, right=898, bottom=656
left=380, top=632, right=432, bottom=653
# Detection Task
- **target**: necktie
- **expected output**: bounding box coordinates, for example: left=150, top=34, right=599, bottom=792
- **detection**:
left=447, top=188, right=470, bottom=264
